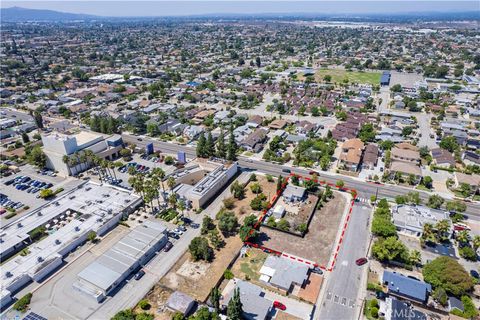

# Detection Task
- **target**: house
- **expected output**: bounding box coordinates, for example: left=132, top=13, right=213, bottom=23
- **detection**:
left=283, top=185, right=306, bottom=202
left=382, top=271, right=432, bottom=304
left=271, top=205, right=286, bottom=219
left=463, top=151, right=480, bottom=165
left=268, top=119, right=288, bottom=130
left=454, top=172, right=480, bottom=194
left=391, top=146, right=420, bottom=164
left=183, top=125, right=204, bottom=140
left=241, top=128, right=268, bottom=152
left=362, top=144, right=379, bottom=170
left=166, top=291, right=196, bottom=316
left=260, top=255, right=309, bottom=293
left=431, top=148, right=455, bottom=167
left=379, top=297, right=427, bottom=320
left=339, top=138, right=364, bottom=172
left=390, top=161, right=422, bottom=183
left=221, top=279, right=272, bottom=320
left=247, top=115, right=263, bottom=127
left=158, top=119, right=186, bottom=135
left=448, top=296, right=464, bottom=313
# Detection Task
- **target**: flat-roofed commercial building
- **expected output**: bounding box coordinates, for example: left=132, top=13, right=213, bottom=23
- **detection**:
left=0, top=182, right=141, bottom=308
left=73, top=220, right=167, bottom=302
left=41, top=131, right=124, bottom=176
left=392, top=205, right=449, bottom=237
left=172, top=159, right=238, bottom=209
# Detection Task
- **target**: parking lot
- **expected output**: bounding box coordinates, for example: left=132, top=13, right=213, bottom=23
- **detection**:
left=0, top=165, right=82, bottom=223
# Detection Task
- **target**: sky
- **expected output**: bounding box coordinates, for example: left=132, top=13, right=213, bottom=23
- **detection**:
left=1, top=1, right=479, bottom=17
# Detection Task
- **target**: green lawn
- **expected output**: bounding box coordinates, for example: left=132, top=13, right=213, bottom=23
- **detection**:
left=314, top=69, right=381, bottom=86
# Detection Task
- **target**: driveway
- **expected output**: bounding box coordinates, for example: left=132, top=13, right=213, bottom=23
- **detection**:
left=263, top=291, right=313, bottom=319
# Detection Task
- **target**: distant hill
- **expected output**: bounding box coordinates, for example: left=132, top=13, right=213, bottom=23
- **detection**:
left=1, top=6, right=97, bottom=22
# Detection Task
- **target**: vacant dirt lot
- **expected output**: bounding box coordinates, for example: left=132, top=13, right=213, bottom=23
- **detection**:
left=158, top=234, right=243, bottom=302
left=255, top=191, right=349, bottom=267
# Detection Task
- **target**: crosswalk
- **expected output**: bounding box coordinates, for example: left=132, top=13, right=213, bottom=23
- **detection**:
left=326, top=291, right=356, bottom=308
left=355, top=197, right=370, bottom=204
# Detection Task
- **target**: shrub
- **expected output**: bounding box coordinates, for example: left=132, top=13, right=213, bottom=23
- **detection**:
left=224, top=269, right=234, bottom=280
left=277, top=219, right=290, bottom=231
left=422, top=256, right=473, bottom=296
left=296, top=223, right=307, bottom=233
left=459, top=246, right=477, bottom=261
left=223, top=197, right=235, bottom=209
left=13, top=293, right=32, bottom=312
left=370, top=307, right=379, bottom=318
left=138, top=299, right=150, bottom=310
left=188, top=237, right=214, bottom=262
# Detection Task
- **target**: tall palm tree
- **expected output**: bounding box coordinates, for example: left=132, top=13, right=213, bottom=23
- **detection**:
left=167, top=176, right=176, bottom=190
left=435, top=219, right=450, bottom=242
left=409, top=250, right=422, bottom=267
left=108, top=161, right=117, bottom=180
left=473, top=235, right=480, bottom=251
left=168, top=193, right=177, bottom=209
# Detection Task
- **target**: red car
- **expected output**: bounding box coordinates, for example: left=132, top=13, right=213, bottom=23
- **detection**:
left=355, top=258, right=368, bottom=266
left=273, top=301, right=286, bottom=311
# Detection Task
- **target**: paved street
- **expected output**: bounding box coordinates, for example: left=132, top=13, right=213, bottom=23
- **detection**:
left=315, top=203, right=372, bottom=320
left=121, top=134, right=480, bottom=220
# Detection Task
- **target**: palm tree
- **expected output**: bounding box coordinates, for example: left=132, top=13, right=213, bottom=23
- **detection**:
left=167, top=176, right=176, bottom=190
left=108, top=161, right=117, bottom=180
left=422, top=223, right=436, bottom=243
left=79, top=151, right=87, bottom=172
left=68, top=156, right=78, bottom=176
left=456, top=230, right=470, bottom=245
left=168, top=193, right=177, bottom=209
left=473, top=235, right=480, bottom=251
left=435, top=219, right=450, bottom=242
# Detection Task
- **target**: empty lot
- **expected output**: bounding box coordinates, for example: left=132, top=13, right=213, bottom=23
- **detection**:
left=255, top=191, right=349, bottom=267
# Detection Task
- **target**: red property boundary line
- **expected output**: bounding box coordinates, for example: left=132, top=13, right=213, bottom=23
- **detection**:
left=244, top=173, right=357, bottom=272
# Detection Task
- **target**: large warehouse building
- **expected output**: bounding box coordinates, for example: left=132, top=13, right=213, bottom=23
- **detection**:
left=0, top=182, right=141, bottom=308
left=73, top=220, right=167, bottom=302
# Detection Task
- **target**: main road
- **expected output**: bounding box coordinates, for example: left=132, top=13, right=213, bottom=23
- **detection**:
left=122, top=133, right=480, bottom=219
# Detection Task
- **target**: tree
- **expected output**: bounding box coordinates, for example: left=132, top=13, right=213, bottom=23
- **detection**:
left=422, top=223, right=436, bottom=243
left=250, top=193, right=268, bottom=211
left=87, top=231, right=97, bottom=242
left=196, top=132, right=207, bottom=158
left=390, top=84, right=403, bottom=92
left=458, top=183, right=472, bottom=197
left=21, top=132, right=30, bottom=143
left=111, top=309, right=136, bottom=320
left=473, top=235, right=480, bottom=251
left=189, top=237, right=214, bottom=262
left=250, top=182, right=262, bottom=194
left=422, top=176, right=433, bottom=189
left=13, top=293, right=32, bottom=312
left=208, top=228, right=224, bottom=250
left=138, top=299, right=150, bottom=310
left=372, top=236, right=409, bottom=262
left=433, top=287, right=448, bottom=306
left=277, top=219, right=290, bottom=231
left=217, top=211, right=238, bottom=235
left=167, top=177, right=176, bottom=190
left=201, top=216, right=215, bottom=235
left=276, top=175, right=283, bottom=191
left=239, top=215, right=258, bottom=241
left=446, top=200, right=466, bottom=213
left=435, top=219, right=450, bottom=242
left=27, top=146, right=46, bottom=168
left=216, top=129, right=227, bottom=159
left=210, top=287, right=221, bottom=312
left=371, top=217, right=397, bottom=237
left=335, top=180, right=345, bottom=189
left=427, top=195, right=444, bottom=209
left=409, top=250, right=422, bottom=266
left=32, top=110, right=44, bottom=129
left=205, top=131, right=215, bottom=157
left=439, top=136, right=459, bottom=153
left=227, top=288, right=243, bottom=320
left=422, top=257, right=473, bottom=296
left=230, top=181, right=245, bottom=199
left=455, top=230, right=470, bottom=245
left=227, top=124, right=237, bottom=161
left=459, top=246, right=477, bottom=261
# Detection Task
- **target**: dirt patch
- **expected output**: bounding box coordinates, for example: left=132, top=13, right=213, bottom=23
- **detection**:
left=158, top=234, right=243, bottom=302
left=255, top=191, right=348, bottom=267
left=142, top=285, right=175, bottom=320
left=230, top=247, right=269, bottom=282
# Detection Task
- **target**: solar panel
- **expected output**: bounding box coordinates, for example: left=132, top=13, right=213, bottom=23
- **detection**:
left=23, top=312, right=48, bottom=320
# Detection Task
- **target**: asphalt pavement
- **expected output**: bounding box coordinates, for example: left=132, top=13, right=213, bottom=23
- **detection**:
left=315, top=203, right=372, bottom=320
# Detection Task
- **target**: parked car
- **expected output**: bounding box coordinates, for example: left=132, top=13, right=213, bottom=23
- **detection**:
left=134, top=270, right=145, bottom=280
left=470, top=270, right=479, bottom=279
left=164, top=241, right=173, bottom=252
left=281, top=168, right=291, bottom=173
left=273, top=301, right=286, bottom=311
left=355, top=258, right=368, bottom=266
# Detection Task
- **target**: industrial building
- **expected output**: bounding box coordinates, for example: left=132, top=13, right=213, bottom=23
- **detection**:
left=172, top=159, right=238, bottom=209
left=73, top=220, right=167, bottom=302
left=392, top=205, right=449, bottom=237
left=0, top=182, right=141, bottom=308
left=41, top=131, right=124, bottom=176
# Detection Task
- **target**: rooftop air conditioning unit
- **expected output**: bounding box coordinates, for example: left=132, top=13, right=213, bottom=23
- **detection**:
left=37, top=256, right=44, bottom=262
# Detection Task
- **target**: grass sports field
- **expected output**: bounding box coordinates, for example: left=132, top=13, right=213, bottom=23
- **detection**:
left=301, top=68, right=381, bottom=85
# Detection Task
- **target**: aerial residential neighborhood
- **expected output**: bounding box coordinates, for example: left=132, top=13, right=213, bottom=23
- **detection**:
left=0, top=1, right=479, bottom=320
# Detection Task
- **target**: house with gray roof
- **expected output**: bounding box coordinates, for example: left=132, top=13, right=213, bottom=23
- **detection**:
left=382, top=271, right=432, bottom=304
left=222, top=279, right=271, bottom=320
left=260, top=255, right=309, bottom=293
